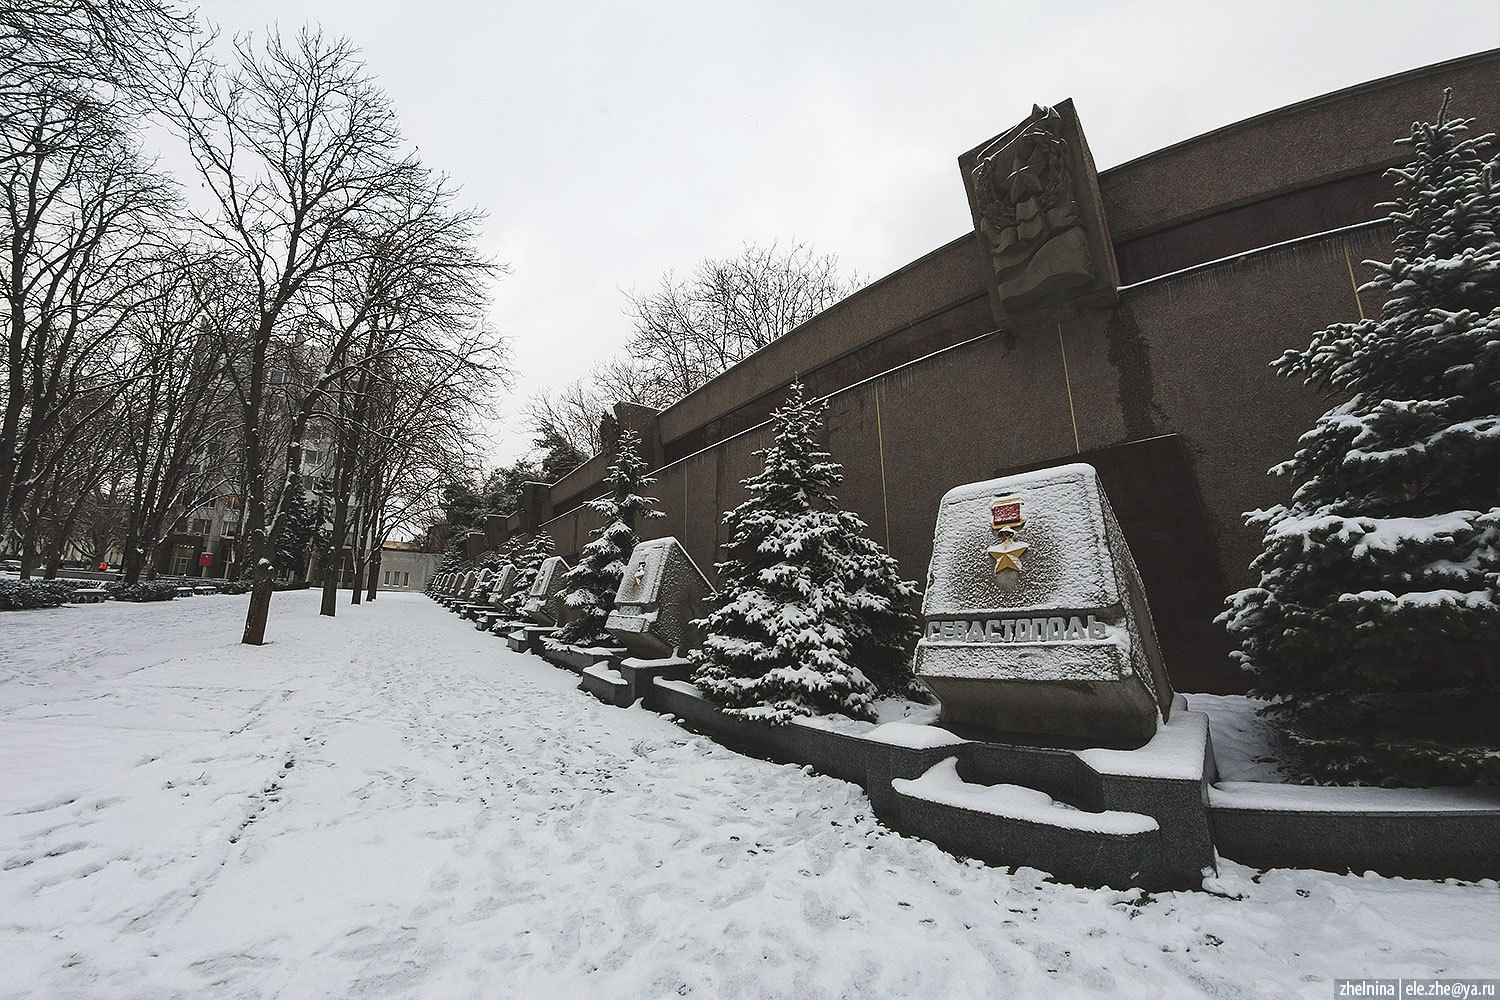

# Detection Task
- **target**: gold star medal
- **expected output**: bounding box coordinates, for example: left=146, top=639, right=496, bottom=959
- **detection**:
left=988, top=536, right=1029, bottom=573
left=988, top=497, right=1027, bottom=576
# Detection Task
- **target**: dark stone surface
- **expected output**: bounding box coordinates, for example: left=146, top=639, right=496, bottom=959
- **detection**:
left=1210, top=805, right=1500, bottom=881
left=617, top=658, right=695, bottom=710
left=892, top=792, right=1160, bottom=889
left=650, top=682, right=873, bottom=786
left=580, top=666, right=633, bottom=708
left=539, top=642, right=624, bottom=675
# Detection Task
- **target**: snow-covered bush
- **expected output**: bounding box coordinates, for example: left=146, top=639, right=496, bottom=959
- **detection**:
left=109, top=580, right=179, bottom=602
left=554, top=433, right=661, bottom=646
left=1221, top=92, right=1500, bottom=787
left=691, top=383, right=921, bottom=724
left=0, top=580, right=73, bottom=611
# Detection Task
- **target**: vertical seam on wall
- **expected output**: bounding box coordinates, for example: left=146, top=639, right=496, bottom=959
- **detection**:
left=1059, top=323, right=1081, bottom=454
left=1344, top=244, right=1366, bottom=320
left=875, top=386, right=891, bottom=551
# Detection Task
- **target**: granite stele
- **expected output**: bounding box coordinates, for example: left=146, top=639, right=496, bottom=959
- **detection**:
left=523, top=555, right=572, bottom=626
left=487, top=564, right=516, bottom=607
left=915, top=463, right=1173, bottom=748
left=605, top=536, right=713, bottom=658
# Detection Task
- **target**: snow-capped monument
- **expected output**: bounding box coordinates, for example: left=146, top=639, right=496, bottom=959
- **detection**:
left=915, top=463, right=1173, bottom=748
left=523, top=555, right=572, bottom=626
left=605, top=536, right=713, bottom=658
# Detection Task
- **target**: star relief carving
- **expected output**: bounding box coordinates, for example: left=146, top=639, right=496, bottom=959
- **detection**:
left=987, top=534, right=1028, bottom=574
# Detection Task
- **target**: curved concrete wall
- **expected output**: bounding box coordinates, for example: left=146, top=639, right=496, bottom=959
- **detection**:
left=520, top=49, right=1500, bottom=693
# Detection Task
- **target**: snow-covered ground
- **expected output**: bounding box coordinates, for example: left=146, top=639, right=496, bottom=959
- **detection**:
left=1, top=593, right=1495, bottom=999
left=1185, top=693, right=1293, bottom=783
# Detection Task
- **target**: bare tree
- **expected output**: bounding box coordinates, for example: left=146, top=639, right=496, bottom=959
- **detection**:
left=307, top=168, right=504, bottom=617
left=164, top=28, right=463, bottom=644
left=619, top=241, right=856, bottom=402
left=522, top=376, right=613, bottom=459
left=114, top=259, right=237, bottom=582
left=0, top=86, right=178, bottom=558
left=0, top=0, right=194, bottom=149
left=524, top=241, right=858, bottom=468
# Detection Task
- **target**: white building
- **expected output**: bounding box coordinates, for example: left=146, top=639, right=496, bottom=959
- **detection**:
left=376, top=541, right=440, bottom=593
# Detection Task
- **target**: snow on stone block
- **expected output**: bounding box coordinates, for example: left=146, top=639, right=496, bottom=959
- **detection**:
left=654, top=678, right=703, bottom=698
left=605, top=536, right=713, bottom=658
left=582, top=663, right=626, bottom=685
left=865, top=722, right=971, bottom=750
left=523, top=556, right=571, bottom=626
left=1208, top=782, right=1500, bottom=814
left=791, top=714, right=877, bottom=736
left=1075, top=708, right=1211, bottom=782
left=620, top=656, right=694, bottom=672
left=893, top=758, right=1159, bottom=835
left=915, top=462, right=1173, bottom=749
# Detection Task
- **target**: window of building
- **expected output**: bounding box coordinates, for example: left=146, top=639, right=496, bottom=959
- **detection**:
left=221, top=517, right=239, bottom=538
left=402, top=572, right=409, bottom=587
left=190, top=518, right=211, bottom=536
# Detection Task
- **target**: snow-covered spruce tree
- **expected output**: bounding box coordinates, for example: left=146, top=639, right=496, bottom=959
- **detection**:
left=1222, top=92, right=1500, bottom=786
left=691, top=383, right=921, bottom=723
left=554, top=432, right=661, bottom=646
left=274, top=485, right=323, bottom=578
left=498, top=530, right=553, bottom=624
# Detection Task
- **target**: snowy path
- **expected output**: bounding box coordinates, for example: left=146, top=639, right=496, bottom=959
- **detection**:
left=1, top=592, right=1495, bottom=999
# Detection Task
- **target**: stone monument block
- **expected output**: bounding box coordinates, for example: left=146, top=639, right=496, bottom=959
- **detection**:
left=455, top=570, right=478, bottom=601
left=462, top=530, right=487, bottom=560
left=605, top=536, right=714, bottom=658
left=959, top=100, right=1118, bottom=321
left=488, top=564, right=516, bottom=606
left=914, top=463, right=1172, bottom=749
left=523, top=555, right=572, bottom=626
left=460, top=568, right=496, bottom=618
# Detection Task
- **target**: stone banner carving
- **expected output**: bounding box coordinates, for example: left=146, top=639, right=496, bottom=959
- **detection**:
left=959, top=100, right=1118, bottom=320
left=605, top=536, right=714, bottom=658
left=523, top=555, right=572, bottom=626
left=915, top=463, right=1172, bottom=749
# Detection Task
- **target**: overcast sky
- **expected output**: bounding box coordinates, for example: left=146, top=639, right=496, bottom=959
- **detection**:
left=201, top=0, right=1500, bottom=468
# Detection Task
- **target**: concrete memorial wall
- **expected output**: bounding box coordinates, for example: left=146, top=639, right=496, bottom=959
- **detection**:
left=475, top=52, right=1500, bottom=696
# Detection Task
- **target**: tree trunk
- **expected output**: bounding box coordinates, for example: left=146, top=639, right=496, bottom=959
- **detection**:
left=365, top=549, right=381, bottom=601
left=242, top=571, right=275, bottom=645
left=320, top=498, right=349, bottom=616
left=19, top=526, right=38, bottom=579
